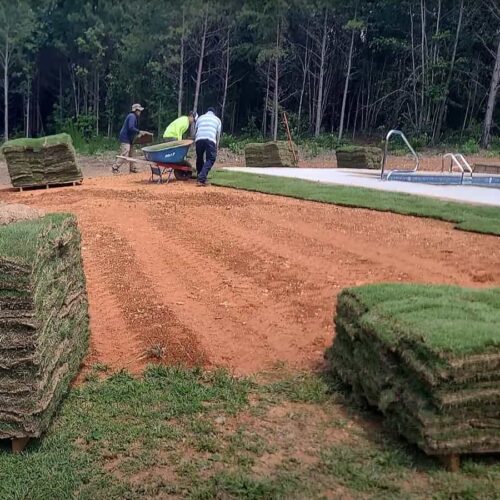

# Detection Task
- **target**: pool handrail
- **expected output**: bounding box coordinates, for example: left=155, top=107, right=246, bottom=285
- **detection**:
left=441, top=153, right=473, bottom=184
left=381, top=130, right=420, bottom=180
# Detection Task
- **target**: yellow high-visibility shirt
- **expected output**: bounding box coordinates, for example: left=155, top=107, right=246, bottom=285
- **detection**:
left=163, top=116, right=190, bottom=140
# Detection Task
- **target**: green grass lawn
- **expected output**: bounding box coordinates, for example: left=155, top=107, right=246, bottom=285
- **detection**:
left=1, top=366, right=498, bottom=499
left=212, top=171, right=500, bottom=236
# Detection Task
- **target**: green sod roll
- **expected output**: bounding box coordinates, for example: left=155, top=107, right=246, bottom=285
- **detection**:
left=0, top=214, right=89, bottom=439
left=1, top=134, right=82, bottom=188
left=327, top=284, right=500, bottom=456
left=245, top=141, right=298, bottom=168
left=336, top=146, right=383, bottom=169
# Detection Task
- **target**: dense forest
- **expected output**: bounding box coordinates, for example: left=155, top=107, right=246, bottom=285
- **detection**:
left=1, top=0, right=499, bottom=147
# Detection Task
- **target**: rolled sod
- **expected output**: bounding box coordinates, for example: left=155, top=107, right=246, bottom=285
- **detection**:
left=1, top=134, right=82, bottom=188
left=327, top=284, right=500, bottom=456
left=0, top=214, right=89, bottom=439
left=245, top=141, right=298, bottom=168
left=336, top=145, right=383, bottom=169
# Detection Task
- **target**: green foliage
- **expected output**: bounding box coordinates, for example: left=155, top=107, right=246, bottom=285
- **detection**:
left=461, top=138, right=481, bottom=155
left=211, top=170, right=500, bottom=236
left=4, top=0, right=499, bottom=147
left=297, top=134, right=350, bottom=157
left=220, top=134, right=262, bottom=155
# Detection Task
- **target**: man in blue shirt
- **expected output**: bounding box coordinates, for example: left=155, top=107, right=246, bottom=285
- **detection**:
left=112, top=103, right=144, bottom=173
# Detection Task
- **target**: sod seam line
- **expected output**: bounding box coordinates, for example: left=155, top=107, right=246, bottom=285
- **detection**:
left=211, top=171, right=500, bottom=237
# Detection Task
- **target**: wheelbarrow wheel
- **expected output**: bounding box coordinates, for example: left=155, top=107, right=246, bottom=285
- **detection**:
left=174, top=168, right=192, bottom=181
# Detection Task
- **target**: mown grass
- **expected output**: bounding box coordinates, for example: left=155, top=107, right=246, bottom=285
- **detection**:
left=0, top=214, right=71, bottom=262
left=212, top=170, right=500, bottom=236
left=0, top=134, right=73, bottom=152
left=346, top=284, right=500, bottom=354
left=0, top=366, right=498, bottom=499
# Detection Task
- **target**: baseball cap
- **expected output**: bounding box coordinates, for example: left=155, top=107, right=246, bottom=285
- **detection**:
left=132, top=103, right=144, bottom=112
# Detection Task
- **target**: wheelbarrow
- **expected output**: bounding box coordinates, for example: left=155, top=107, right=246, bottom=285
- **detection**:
left=142, top=140, right=194, bottom=183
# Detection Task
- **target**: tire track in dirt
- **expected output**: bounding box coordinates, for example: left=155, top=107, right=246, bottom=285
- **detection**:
left=104, top=202, right=312, bottom=373
left=79, top=219, right=144, bottom=373
left=58, top=203, right=209, bottom=372
left=150, top=208, right=330, bottom=352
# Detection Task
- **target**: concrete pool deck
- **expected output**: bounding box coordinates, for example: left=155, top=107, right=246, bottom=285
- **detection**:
left=225, top=168, right=500, bottom=207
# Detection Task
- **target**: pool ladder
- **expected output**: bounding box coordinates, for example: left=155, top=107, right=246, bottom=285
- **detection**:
left=381, top=130, right=420, bottom=180
left=441, top=153, right=473, bottom=184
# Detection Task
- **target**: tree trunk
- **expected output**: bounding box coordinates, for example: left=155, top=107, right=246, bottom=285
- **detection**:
left=262, top=61, right=271, bottom=136
left=3, top=37, right=9, bottom=141
left=298, top=30, right=310, bottom=132
left=432, top=0, right=464, bottom=143
left=315, top=10, right=328, bottom=137
left=95, top=69, right=100, bottom=135
left=193, top=8, right=208, bottom=114
left=409, top=6, right=419, bottom=131
left=26, top=78, right=31, bottom=138
left=59, top=66, right=63, bottom=125
left=482, top=35, right=500, bottom=148
left=221, top=28, right=230, bottom=127
left=273, top=19, right=280, bottom=141
left=338, top=28, right=355, bottom=142
left=419, top=0, right=427, bottom=129
left=178, top=9, right=185, bottom=116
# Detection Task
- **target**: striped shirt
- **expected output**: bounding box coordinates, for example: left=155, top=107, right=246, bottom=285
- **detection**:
left=195, top=111, right=222, bottom=145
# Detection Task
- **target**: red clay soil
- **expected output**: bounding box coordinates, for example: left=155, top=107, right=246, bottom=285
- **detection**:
left=1, top=174, right=499, bottom=376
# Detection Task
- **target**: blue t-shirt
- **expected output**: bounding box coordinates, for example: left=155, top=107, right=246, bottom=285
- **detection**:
left=119, top=113, right=139, bottom=144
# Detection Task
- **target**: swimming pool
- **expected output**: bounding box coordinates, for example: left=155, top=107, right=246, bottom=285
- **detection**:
left=384, top=172, right=500, bottom=187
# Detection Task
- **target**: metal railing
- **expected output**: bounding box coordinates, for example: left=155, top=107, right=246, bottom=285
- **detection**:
left=441, top=153, right=473, bottom=183
left=381, top=130, right=420, bottom=180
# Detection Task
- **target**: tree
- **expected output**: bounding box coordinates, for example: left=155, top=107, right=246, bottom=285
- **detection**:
left=338, top=18, right=364, bottom=142
left=481, top=0, right=500, bottom=148
left=0, top=0, right=35, bottom=141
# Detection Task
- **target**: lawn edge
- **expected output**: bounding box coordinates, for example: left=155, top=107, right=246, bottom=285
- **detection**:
left=212, top=171, right=500, bottom=237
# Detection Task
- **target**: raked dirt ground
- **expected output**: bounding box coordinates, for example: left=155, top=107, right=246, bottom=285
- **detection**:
left=1, top=166, right=499, bottom=377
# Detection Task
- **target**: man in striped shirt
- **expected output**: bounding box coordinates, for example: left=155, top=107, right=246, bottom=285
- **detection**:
left=195, top=107, right=222, bottom=186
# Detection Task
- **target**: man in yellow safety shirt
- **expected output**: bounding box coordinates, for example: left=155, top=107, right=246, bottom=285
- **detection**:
left=163, top=111, right=197, bottom=141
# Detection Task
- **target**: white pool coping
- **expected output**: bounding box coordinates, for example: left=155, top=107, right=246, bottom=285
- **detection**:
left=224, top=168, right=500, bottom=208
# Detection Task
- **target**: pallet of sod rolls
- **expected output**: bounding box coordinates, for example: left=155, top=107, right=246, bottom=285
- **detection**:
left=327, top=283, right=500, bottom=471
left=0, top=214, right=89, bottom=452
left=1, top=134, right=82, bottom=190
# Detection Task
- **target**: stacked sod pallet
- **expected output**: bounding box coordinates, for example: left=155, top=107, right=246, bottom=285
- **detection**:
left=1, top=134, right=82, bottom=188
left=245, top=141, right=298, bottom=168
left=328, top=284, right=500, bottom=457
left=0, top=214, right=89, bottom=439
left=336, top=146, right=382, bottom=169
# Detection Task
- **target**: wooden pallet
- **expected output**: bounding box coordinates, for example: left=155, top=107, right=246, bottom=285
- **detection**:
left=0, top=437, right=30, bottom=454
left=15, top=180, right=82, bottom=192
left=439, top=453, right=461, bottom=472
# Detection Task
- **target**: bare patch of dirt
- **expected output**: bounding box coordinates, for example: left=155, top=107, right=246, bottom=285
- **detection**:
left=0, top=171, right=499, bottom=376
left=0, top=202, right=42, bottom=225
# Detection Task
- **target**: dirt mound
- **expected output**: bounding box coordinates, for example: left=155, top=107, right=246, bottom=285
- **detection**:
left=0, top=203, right=43, bottom=226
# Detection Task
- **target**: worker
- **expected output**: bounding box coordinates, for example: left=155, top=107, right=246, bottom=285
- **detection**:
left=194, top=107, right=222, bottom=187
left=112, top=103, right=144, bottom=174
left=163, top=111, right=197, bottom=142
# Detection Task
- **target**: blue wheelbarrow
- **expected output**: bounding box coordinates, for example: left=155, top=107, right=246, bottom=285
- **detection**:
left=141, top=140, right=193, bottom=183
